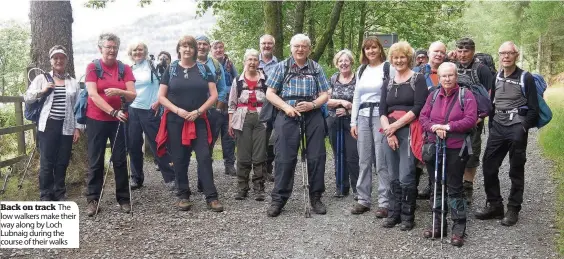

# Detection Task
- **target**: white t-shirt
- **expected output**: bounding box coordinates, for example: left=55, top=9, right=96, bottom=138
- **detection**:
left=350, top=62, right=395, bottom=126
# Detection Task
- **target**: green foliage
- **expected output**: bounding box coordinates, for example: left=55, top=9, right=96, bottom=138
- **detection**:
left=538, top=85, right=564, bottom=256
left=0, top=21, right=31, bottom=96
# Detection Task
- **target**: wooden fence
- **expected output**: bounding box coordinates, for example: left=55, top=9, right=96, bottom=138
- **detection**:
left=0, top=96, right=35, bottom=169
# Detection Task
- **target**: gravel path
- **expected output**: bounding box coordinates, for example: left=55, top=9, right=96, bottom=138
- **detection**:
left=3, top=129, right=559, bottom=258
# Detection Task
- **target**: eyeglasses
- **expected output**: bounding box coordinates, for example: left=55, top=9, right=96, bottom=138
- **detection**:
left=103, top=46, right=119, bottom=51
left=498, top=51, right=517, bottom=56
left=260, top=42, right=274, bottom=46
left=431, top=50, right=446, bottom=55
left=292, top=45, right=309, bottom=50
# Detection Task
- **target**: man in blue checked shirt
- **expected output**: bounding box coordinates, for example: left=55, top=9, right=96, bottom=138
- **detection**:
left=264, top=34, right=330, bottom=217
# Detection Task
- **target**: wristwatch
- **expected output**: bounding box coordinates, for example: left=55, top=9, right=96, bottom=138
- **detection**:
left=311, top=101, right=317, bottom=109
left=196, top=109, right=202, bottom=116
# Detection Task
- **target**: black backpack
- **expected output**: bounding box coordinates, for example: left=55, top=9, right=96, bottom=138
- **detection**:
left=236, top=74, right=268, bottom=98
left=474, top=53, right=497, bottom=78
left=24, top=73, right=55, bottom=123
left=358, top=61, right=391, bottom=81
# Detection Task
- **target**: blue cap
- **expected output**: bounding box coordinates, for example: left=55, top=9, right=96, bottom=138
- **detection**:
left=195, top=35, right=210, bottom=44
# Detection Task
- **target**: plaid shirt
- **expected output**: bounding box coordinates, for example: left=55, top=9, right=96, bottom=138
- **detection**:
left=265, top=57, right=329, bottom=106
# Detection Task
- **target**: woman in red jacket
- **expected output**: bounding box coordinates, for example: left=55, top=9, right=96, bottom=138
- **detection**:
left=419, top=62, right=478, bottom=246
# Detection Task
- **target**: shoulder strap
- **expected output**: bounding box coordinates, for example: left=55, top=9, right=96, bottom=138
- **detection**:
left=93, top=59, right=104, bottom=79
left=117, top=61, right=125, bottom=81
left=168, top=60, right=179, bottom=85
left=458, top=87, right=466, bottom=111
left=409, top=73, right=416, bottom=92
left=212, top=58, right=222, bottom=82
left=519, top=70, right=527, bottom=97
left=236, top=79, right=244, bottom=98
left=444, top=90, right=460, bottom=124
left=147, top=60, right=161, bottom=83
left=358, top=64, right=367, bottom=80
left=383, top=62, right=390, bottom=80
left=196, top=63, right=209, bottom=80
left=470, top=62, right=481, bottom=85
left=43, top=73, right=54, bottom=84
left=386, top=74, right=395, bottom=91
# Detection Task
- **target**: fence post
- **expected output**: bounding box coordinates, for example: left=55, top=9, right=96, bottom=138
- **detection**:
left=14, top=101, right=26, bottom=155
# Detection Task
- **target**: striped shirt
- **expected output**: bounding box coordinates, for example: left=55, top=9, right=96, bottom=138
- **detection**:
left=265, top=57, right=330, bottom=106
left=49, top=85, right=67, bottom=120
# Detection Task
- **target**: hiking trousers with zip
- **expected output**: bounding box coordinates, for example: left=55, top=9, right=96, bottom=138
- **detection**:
left=327, top=115, right=359, bottom=195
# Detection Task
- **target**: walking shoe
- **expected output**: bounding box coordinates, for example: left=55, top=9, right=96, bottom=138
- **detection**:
left=310, top=197, right=327, bottom=215
left=333, top=190, right=344, bottom=198
left=266, top=204, right=282, bottom=217
left=463, top=181, right=474, bottom=204
left=352, top=192, right=359, bottom=201
left=86, top=200, right=99, bottom=217
left=382, top=217, right=401, bottom=228
left=225, top=165, right=237, bottom=176
left=500, top=209, right=519, bottom=226
left=130, top=180, right=142, bottom=190
left=177, top=199, right=193, bottom=211
left=400, top=221, right=414, bottom=231
left=451, top=234, right=465, bottom=247
left=207, top=200, right=224, bottom=212
left=418, top=185, right=431, bottom=200
left=423, top=225, right=447, bottom=239
left=155, top=164, right=160, bottom=171
left=475, top=203, right=504, bottom=220
left=234, top=191, right=248, bottom=200
left=120, top=203, right=131, bottom=214
left=374, top=207, right=388, bottom=218
left=164, top=181, right=175, bottom=192
left=254, top=191, right=266, bottom=201
left=350, top=203, right=370, bottom=214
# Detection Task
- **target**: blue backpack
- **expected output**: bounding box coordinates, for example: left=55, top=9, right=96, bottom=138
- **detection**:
left=167, top=60, right=211, bottom=84
left=74, top=59, right=125, bottom=124
left=519, top=71, right=551, bottom=128
left=24, top=73, right=55, bottom=124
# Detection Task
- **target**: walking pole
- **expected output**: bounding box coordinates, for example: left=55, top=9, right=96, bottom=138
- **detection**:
left=299, top=116, right=311, bottom=218
left=440, top=138, right=447, bottom=249
left=95, top=122, right=122, bottom=219
left=0, top=167, right=12, bottom=195
left=18, top=125, right=40, bottom=190
left=335, top=117, right=342, bottom=197
left=339, top=117, right=345, bottom=196
left=121, top=97, right=133, bottom=216
left=431, top=137, right=440, bottom=246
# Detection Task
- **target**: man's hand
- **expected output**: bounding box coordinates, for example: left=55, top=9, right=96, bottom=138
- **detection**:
left=295, top=101, right=314, bottom=113
left=283, top=104, right=301, bottom=118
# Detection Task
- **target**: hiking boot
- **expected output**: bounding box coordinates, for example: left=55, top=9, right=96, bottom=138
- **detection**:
left=352, top=192, right=359, bottom=201
left=382, top=217, right=401, bottom=228
left=463, top=181, right=473, bottom=204
left=120, top=203, right=131, bottom=214
left=207, top=200, right=224, bottom=212
left=451, top=234, right=465, bottom=247
left=350, top=203, right=370, bottom=214
left=500, top=209, right=519, bottom=226
left=254, top=191, right=266, bottom=201
left=333, top=190, right=344, bottom=198
left=155, top=164, right=160, bottom=171
left=310, top=196, right=327, bottom=215
left=400, top=221, right=414, bottom=231
left=234, top=191, right=248, bottom=200
left=475, top=203, right=504, bottom=220
left=374, top=207, right=388, bottom=218
left=177, top=199, right=193, bottom=211
left=86, top=200, right=99, bottom=217
left=266, top=204, right=282, bottom=217
left=130, top=180, right=142, bottom=190
left=225, top=165, right=237, bottom=176
left=418, top=185, right=431, bottom=200
left=164, top=181, right=175, bottom=192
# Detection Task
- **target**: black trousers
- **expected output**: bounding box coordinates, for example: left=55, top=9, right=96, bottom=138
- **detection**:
left=38, top=119, right=73, bottom=201
left=326, top=115, right=359, bottom=193
left=265, top=119, right=275, bottom=172
left=127, top=107, right=175, bottom=184
left=167, top=114, right=218, bottom=202
left=86, top=118, right=130, bottom=204
left=425, top=147, right=469, bottom=232
left=482, top=120, right=528, bottom=211
left=271, top=109, right=326, bottom=206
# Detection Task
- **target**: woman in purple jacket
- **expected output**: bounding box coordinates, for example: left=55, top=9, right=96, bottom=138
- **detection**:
left=419, top=62, right=477, bottom=247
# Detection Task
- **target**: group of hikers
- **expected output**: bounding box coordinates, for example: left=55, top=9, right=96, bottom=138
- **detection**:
left=24, top=30, right=543, bottom=247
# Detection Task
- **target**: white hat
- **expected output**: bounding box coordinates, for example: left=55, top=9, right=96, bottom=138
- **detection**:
left=49, top=48, right=67, bottom=59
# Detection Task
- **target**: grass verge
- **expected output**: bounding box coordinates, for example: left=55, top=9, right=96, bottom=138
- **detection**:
left=538, top=83, right=564, bottom=256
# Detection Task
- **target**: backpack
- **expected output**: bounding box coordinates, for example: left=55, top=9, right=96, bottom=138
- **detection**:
left=386, top=73, right=417, bottom=92
left=474, top=53, right=497, bottom=78
left=496, top=70, right=552, bottom=128
left=147, top=60, right=161, bottom=83
left=168, top=60, right=212, bottom=85
left=413, top=63, right=439, bottom=90
left=457, top=73, right=492, bottom=118
left=457, top=61, right=483, bottom=86
left=236, top=74, right=268, bottom=98
left=282, top=58, right=328, bottom=118
left=358, top=61, right=391, bottom=81
left=74, top=59, right=126, bottom=124
left=210, top=57, right=222, bottom=83
left=24, top=73, right=55, bottom=123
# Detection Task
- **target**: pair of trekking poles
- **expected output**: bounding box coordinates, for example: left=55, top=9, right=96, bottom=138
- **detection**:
left=297, top=116, right=311, bottom=218
left=432, top=137, right=447, bottom=248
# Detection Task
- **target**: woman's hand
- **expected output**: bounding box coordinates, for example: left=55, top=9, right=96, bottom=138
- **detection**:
left=104, top=88, right=123, bottom=97
left=115, top=110, right=128, bottom=122
left=384, top=123, right=399, bottom=137
left=350, top=126, right=358, bottom=139
left=387, top=135, right=399, bottom=150
left=177, top=108, right=190, bottom=120
left=436, top=129, right=447, bottom=139
left=73, top=129, right=80, bottom=143
left=336, top=108, right=347, bottom=117
left=340, top=100, right=352, bottom=110
left=186, top=110, right=199, bottom=121
left=228, top=126, right=235, bottom=138
left=42, top=82, right=55, bottom=94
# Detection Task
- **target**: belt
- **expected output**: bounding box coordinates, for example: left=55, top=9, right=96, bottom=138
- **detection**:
left=359, top=102, right=379, bottom=110
left=237, top=102, right=263, bottom=108
left=495, top=108, right=518, bottom=114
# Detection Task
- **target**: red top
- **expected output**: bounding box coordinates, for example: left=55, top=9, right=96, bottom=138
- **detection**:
left=430, top=69, right=439, bottom=87
left=155, top=109, right=212, bottom=157
left=85, top=60, right=135, bottom=121
left=244, top=77, right=258, bottom=111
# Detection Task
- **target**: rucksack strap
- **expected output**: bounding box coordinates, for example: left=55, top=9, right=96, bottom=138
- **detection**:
left=383, top=62, right=390, bottom=81
left=93, top=59, right=125, bottom=81
left=358, top=64, right=367, bottom=80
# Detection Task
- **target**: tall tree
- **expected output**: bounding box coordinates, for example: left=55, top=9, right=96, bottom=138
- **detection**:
left=357, top=1, right=367, bottom=55
left=294, top=1, right=306, bottom=34
left=264, top=1, right=283, bottom=58
left=310, top=1, right=344, bottom=61
left=29, top=1, right=75, bottom=77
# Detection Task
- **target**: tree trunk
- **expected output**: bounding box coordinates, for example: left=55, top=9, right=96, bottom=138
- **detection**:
left=536, top=35, right=542, bottom=74
left=547, top=36, right=553, bottom=78
left=327, top=37, right=334, bottom=66
left=357, top=1, right=367, bottom=55
left=264, top=1, right=283, bottom=59
left=348, top=5, right=354, bottom=50
left=339, top=11, right=345, bottom=50
left=307, top=3, right=316, bottom=47
left=30, top=1, right=75, bottom=77
left=310, top=1, right=344, bottom=62
left=294, top=1, right=307, bottom=35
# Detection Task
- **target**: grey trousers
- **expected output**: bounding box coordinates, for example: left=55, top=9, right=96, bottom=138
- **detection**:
left=355, top=115, right=389, bottom=208
left=382, top=126, right=416, bottom=189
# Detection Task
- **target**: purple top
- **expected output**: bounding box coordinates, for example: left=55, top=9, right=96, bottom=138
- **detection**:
left=419, top=86, right=478, bottom=149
